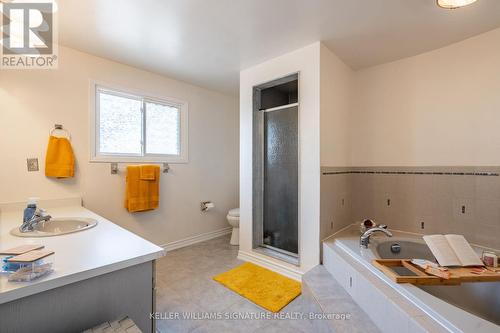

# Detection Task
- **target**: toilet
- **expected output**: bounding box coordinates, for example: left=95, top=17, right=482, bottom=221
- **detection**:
left=226, top=208, right=240, bottom=245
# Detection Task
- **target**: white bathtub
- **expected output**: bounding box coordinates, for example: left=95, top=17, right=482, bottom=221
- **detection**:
left=374, top=238, right=500, bottom=326
left=323, top=226, right=500, bottom=333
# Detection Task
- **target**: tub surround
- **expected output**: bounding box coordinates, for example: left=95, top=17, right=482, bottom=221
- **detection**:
left=320, top=168, right=352, bottom=241
left=0, top=197, right=164, bottom=332
left=321, top=166, right=500, bottom=250
left=323, top=225, right=500, bottom=333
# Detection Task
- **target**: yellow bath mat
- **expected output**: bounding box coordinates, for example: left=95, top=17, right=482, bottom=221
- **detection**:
left=213, top=262, right=301, bottom=312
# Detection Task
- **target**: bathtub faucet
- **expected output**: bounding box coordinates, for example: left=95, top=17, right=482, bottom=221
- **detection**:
left=360, top=225, right=393, bottom=248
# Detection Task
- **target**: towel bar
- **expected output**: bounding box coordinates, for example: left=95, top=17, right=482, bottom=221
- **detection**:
left=110, top=163, right=170, bottom=174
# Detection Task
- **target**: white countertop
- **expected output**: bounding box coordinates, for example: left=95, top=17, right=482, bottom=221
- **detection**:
left=0, top=198, right=165, bottom=304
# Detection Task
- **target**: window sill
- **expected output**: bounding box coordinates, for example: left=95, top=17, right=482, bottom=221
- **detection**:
left=90, top=156, right=188, bottom=164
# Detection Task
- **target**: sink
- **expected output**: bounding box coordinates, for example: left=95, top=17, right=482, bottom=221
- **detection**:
left=10, top=217, right=98, bottom=237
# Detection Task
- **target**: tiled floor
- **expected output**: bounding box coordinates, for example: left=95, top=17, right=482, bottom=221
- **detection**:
left=302, top=266, right=380, bottom=333
left=155, top=234, right=316, bottom=333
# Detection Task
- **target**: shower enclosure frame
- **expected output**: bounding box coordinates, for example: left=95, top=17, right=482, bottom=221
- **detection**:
left=252, top=72, right=301, bottom=266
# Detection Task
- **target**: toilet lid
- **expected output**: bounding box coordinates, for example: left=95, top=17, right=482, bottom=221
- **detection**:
left=228, top=208, right=240, bottom=217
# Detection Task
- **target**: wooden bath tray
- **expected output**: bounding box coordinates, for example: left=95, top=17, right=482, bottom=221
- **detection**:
left=372, top=259, right=500, bottom=285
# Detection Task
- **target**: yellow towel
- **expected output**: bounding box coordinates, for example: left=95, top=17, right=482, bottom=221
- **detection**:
left=139, top=165, right=157, bottom=180
left=124, top=165, right=160, bottom=212
left=45, top=136, right=75, bottom=178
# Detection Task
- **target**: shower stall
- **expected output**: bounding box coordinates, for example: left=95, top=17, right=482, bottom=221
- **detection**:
left=252, top=73, right=299, bottom=264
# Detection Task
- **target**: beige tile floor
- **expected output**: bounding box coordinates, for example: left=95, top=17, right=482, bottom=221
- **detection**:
left=155, top=234, right=316, bottom=333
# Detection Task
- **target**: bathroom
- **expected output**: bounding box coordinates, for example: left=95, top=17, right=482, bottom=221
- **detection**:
left=0, top=0, right=499, bottom=332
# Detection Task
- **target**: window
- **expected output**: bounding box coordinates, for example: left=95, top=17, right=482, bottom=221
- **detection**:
left=90, top=83, right=188, bottom=163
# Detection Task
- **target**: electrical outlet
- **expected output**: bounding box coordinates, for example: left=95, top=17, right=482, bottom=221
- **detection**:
left=453, top=199, right=474, bottom=220
left=421, top=221, right=425, bottom=229
left=27, top=158, right=39, bottom=172
left=387, top=198, right=391, bottom=206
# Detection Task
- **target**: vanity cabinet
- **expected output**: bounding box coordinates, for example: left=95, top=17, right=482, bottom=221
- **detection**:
left=0, top=261, right=156, bottom=333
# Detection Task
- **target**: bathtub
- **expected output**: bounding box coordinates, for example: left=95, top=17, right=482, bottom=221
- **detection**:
left=323, top=226, right=500, bottom=333
left=375, top=238, right=500, bottom=326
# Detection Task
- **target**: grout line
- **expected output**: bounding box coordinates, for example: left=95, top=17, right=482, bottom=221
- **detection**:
left=322, top=170, right=499, bottom=176
left=321, top=223, right=357, bottom=243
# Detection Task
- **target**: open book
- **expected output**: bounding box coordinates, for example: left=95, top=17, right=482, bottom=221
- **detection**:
left=423, top=234, right=483, bottom=267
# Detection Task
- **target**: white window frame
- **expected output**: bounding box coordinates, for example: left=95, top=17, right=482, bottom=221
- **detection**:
left=89, top=81, right=188, bottom=163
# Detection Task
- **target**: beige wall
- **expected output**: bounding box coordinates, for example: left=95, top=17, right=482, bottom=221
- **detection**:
left=320, top=44, right=353, bottom=167
left=0, top=46, right=239, bottom=246
left=319, top=45, right=353, bottom=250
left=351, top=27, right=500, bottom=166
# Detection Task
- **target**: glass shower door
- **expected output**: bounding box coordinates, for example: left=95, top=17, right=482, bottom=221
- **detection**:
left=262, top=105, right=298, bottom=255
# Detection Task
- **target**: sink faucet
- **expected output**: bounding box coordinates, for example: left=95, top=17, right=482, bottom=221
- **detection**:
left=19, top=208, right=52, bottom=233
left=360, top=225, right=393, bottom=248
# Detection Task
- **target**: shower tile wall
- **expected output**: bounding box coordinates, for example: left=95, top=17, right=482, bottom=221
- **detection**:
left=321, top=167, right=500, bottom=250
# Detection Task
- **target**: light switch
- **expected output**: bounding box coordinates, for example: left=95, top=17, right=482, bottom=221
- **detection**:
left=27, top=158, right=39, bottom=172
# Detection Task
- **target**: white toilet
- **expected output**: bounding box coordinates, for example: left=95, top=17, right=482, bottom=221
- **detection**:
left=226, top=208, right=240, bottom=246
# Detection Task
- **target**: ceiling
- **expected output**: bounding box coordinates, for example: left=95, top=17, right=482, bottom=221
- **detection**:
left=57, top=0, right=500, bottom=95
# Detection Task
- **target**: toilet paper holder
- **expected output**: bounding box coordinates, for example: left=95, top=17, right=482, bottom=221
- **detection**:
left=201, top=201, right=215, bottom=212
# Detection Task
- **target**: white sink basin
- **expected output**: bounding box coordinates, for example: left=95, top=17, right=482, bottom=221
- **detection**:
left=10, top=217, right=98, bottom=237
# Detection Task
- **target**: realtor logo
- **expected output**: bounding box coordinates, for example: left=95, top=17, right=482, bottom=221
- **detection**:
left=1, top=1, right=58, bottom=69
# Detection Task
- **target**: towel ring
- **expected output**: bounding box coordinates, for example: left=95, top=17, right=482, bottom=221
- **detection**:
left=50, top=124, right=71, bottom=140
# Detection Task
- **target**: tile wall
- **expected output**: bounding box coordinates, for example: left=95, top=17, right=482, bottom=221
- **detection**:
left=321, top=166, right=500, bottom=250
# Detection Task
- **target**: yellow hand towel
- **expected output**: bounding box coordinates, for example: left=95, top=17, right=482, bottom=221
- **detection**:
left=45, top=136, right=75, bottom=178
left=125, top=165, right=160, bottom=212
left=139, top=165, right=157, bottom=180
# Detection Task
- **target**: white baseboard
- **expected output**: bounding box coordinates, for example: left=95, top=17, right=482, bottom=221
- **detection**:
left=237, top=250, right=303, bottom=281
left=162, top=227, right=232, bottom=252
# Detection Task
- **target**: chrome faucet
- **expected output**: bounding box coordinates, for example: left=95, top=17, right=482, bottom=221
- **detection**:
left=19, top=208, right=52, bottom=233
left=360, top=225, right=393, bottom=248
